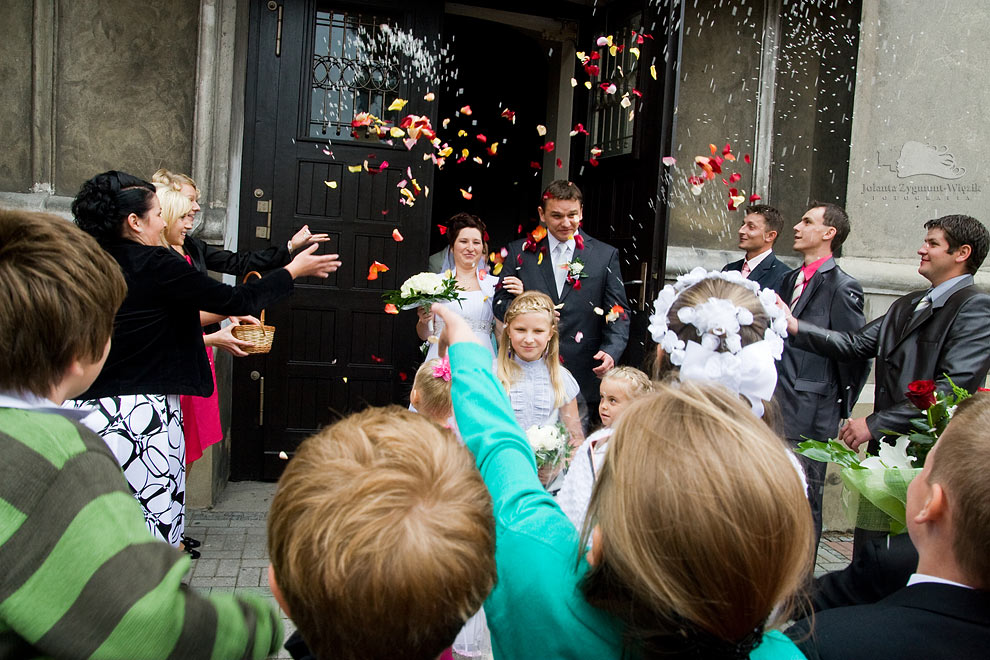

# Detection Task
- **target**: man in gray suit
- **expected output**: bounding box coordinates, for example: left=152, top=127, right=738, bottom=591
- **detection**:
left=786, top=214, right=990, bottom=557
left=493, top=180, right=630, bottom=422
left=775, top=202, right=869, bottom=545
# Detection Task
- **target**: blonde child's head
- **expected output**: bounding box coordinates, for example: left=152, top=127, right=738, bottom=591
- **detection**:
left=597, top=367, right=652, bottom=428
left=581, top=380, right=812, bottom=656
left=155, top=185, right=193, bottom=248
left=496, top=291, right=568, bottom=407
left=268, top=405, right=496, bottom=660
left=411, top=357, right=453, bottom=423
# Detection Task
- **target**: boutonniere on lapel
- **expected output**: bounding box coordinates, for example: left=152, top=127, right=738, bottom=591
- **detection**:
left=519, top=226, right=549, bottom=265
left=563, top=257, right=588, bottom=290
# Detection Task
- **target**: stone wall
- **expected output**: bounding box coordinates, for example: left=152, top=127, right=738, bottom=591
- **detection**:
left=0, top=0, right=199, bottom=196
left=843, top=0, right=990, bottom=263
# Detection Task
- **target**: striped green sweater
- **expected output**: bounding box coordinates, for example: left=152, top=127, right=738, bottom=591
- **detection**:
left=0, top=407, right=282, bottom=659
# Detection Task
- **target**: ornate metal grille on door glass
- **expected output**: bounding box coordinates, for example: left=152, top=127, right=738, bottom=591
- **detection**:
left=309, top=8, right=402, bottom=140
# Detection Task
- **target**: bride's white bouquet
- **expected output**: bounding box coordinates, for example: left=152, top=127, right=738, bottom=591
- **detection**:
left=383, top=271, right=463, bottom=342
left=526, top=422, right=572, bottom=487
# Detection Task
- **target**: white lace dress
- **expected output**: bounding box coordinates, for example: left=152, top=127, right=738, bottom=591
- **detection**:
left=424, top=273, right=497, bottom=360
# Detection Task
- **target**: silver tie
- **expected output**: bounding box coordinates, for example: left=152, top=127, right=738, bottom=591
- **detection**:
left=553, top=243, right=568, bottom=296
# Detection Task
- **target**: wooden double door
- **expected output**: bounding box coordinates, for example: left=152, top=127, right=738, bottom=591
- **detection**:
left=231, top=0, right=681, bottom=479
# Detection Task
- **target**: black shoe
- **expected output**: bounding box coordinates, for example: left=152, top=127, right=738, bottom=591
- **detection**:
left=182, top=535, right=201, bottom=549
left=182, top=545, right=201, bottom=560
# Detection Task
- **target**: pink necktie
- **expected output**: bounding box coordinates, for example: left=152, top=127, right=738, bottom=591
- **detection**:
left=741, top=261, right=751, bottom=278
left=790, top=270, right=806, bottom=307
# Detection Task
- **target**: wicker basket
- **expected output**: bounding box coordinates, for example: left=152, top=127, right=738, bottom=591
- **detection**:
left=231, top=271, right=275, bottom=354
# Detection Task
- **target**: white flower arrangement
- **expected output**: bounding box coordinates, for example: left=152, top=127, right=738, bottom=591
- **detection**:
left=647, top=267, right=788, bottom=417
left=400, top=272, right=446, bottom=299
left=525, top=422, right=571, bottom=470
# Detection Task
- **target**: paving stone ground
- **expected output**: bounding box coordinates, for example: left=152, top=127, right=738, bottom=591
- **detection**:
left=185, top=482, right=854, bottom=658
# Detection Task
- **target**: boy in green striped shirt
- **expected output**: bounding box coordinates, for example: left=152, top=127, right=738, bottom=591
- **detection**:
left=0, top=208, right=281, bottom=659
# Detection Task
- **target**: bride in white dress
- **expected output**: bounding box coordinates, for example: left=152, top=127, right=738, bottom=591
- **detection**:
left=417, top=213, right=497, bottom=360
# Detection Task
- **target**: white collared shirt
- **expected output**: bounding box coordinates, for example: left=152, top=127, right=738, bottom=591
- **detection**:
left=744, top=249, right=774, bottom=273
left=927, top=273, right=973, bottom=307
left=547, top=232, right=576, bottom=263
left=906, top=573, right=973, bottom=589
left=0, top=390, right=92, bottom=421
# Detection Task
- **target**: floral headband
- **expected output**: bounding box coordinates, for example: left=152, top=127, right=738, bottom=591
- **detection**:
left=647, top=267, right=788, bottom=417
left=431, top=357, right=451, bottom=382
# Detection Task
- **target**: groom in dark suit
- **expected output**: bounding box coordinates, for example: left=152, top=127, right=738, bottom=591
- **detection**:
left=722, top=204, right=790, bottom=295
left=787, top=393, right=990, bottom=659
left=786, top=214, right=990, bottom=556
left=493, top=180, right=630, bottom=420
left=775, top=202, right=869, bottom=544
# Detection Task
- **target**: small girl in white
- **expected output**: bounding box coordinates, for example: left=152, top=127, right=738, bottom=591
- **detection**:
left=496, top=291, right=585, bottom=486
left=556, top=367, right=653, bottom=530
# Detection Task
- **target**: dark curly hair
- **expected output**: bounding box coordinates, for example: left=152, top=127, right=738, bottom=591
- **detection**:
left=446, top=212, right=487, bottom=248
left=71, top=171, right=156, bottom=243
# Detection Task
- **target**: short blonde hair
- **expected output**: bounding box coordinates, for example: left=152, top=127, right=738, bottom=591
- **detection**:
left=582, top=381, right=812, bottom=654
left=413, top=358, right=452, bottom=422
left=155, top=185, right=192, bottom=247
left=268, top=406, right=496, bottom=660
left=928, top=392, right=990, bottom=589
left=152, top=168, right=199, bottom=196
left=496, top=291, right=567, bottom=407
left=601, top=366, right=653, bottom=397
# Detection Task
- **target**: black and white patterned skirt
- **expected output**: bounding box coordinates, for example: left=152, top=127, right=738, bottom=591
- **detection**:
left=69, top=394, right=186, bottom=546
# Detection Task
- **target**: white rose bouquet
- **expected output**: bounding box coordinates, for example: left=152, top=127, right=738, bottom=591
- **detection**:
left=526, top=422, right=572, bottom=487
left=383, top=271, right=463, bottom=341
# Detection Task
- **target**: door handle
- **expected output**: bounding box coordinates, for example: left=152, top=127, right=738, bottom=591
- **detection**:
left=250, top=370, right=265, bottom=425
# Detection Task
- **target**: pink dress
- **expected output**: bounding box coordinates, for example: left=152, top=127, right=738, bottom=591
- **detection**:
left=180, top=254, right=224, bottom=464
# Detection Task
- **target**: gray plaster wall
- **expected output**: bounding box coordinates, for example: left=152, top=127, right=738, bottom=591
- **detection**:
left=0, top=2, right=34, bottom=192
left=667, top=1, right=861, bottom=257
left=53, top=0, right=200, bottom=194
left=843, top=0, right=990, bottom=265
left=667, top=0, right=762, bottom=251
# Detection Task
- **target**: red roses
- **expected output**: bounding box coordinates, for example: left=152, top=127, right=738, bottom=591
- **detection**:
left=905, top=380, right=937, bottom=410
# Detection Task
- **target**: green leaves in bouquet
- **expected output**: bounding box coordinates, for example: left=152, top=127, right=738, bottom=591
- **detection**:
left=381, top=273, right=463, bottom=308
left=795, top=438, right=865, bottom=470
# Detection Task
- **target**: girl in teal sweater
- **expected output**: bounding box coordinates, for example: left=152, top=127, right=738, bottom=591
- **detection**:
left=435, top=303, right=811, bottom=660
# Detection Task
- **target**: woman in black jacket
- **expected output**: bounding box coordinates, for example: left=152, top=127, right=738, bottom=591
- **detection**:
left=69, top=170, right=340, bottom=550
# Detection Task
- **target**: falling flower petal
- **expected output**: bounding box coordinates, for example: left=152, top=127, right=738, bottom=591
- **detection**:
left=570, top=77, right=577, bottom=87
left=541, top=141, right=555, bottom=152
left=584, top=81, right=593, bottom=89
left=536, top=124, right=547, bottom=136
left=459, top=105, right=472, bottom=115
left=629, top=47, right=640, bottom=59
left=392, top=228, right=403, bottom=241
left=403, top=137, right=417, bottom=150
left=437, top=224, right=448, bottom=235
left=690, top=184, right=703, bottom=196
left=476, top=134, right=487, bottom=143
left=384, top=303, right=399, bottom=315
left=729, top=172, right=742, bottom=183
left=347, top=164, right=362, bottom=173
left=500, top=108, right=516, bottom=122
left=530, top=160, right=542, bottom=170
left=538, top=252, right=544, bottom=265
left=442, top=118, right=451, bottom=129
left=367, top=261, right=389, bottom=280
left=650, top=64, right=657, bottom=80
left=460, top=188, right=473, bottom=200
left=423, top=92, right=435, bottom=102
left=749, top=193, right=762, bottom=203
left=620, top=95, right=631, bottom=108
left=744, top=153, right=752, bottom=164
left=556, top=158, right=563, bottom=168
left=662, top=156, right=676, bottom=166
left=600, top=83, right=617, bottom=94
left=388, top=98, right=408, bottom=112
left=596, top=36, right=610, bottom=47
left=457, top=129, right=468, bottom=137
left=593, top=307, right=604, bottom=316
left=324, top=180, right=338, bottom=188
left=575, top=331, right=584, bottom=343
left=278, top=451, right=289, bottom=460
left=371, top=354, right=384, bottom=363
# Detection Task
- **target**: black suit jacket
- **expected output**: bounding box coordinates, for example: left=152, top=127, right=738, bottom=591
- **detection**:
left=775, top=258, right=869, bottom=443
left=791, top=276, right=990, bottom=453
left=808, top=533, right=918, bottom=614
left=79, top=240, right=294, bottom=399
left=788, top=583, right=990, bottom=660
left=493, top=231, right=630, bottom=404
left=184, top=235, right=291, bottom=280
left=722, top=251, right=790, bottom=296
